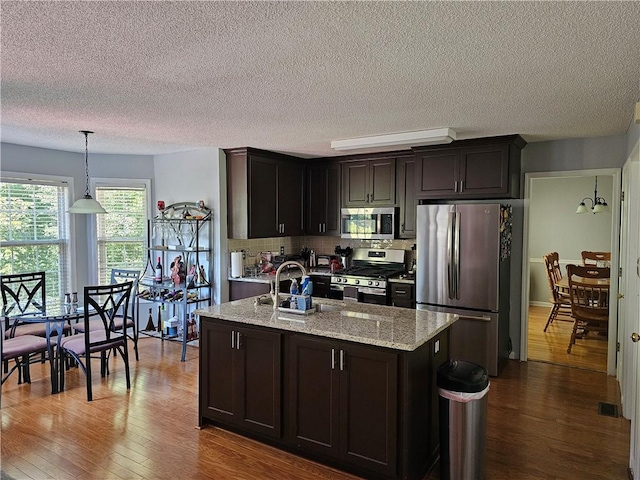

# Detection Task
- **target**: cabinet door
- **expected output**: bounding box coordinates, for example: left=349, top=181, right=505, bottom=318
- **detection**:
left=307, top=163, right=327, bottom=235
left=397, top=157, right=416, bottom=238
left=342, top=161, right=369, bottom=206
left=325, top=162, right=341, bottom=235
left=339, top=344, right=398, bottom=476
left=416, top=150, right=460, bottom=198
left=289, top=336, right=341, bottom=457
left=458, top=144, right=510, bottom=196
left=236, top=327, right=282, bottom=438
left=200, top=321, right=237, bottom=423
left=369, top=158, right=396, bottom=205
left=249, top=155, right=279, bottom=237
left=277, top=161, right=304, bottom=236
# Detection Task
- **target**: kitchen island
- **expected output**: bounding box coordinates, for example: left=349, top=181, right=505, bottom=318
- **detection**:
left=195, top=298, right=458, bottom=480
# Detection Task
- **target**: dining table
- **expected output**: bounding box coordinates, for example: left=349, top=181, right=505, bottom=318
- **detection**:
left=3, top=301, right=91, bottom=394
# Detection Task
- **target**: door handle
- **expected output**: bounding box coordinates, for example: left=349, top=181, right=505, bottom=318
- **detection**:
left=231, top=330, right=235, bottom=349
left=631, top=333, right=640, bottom=343
left=331, top=348, right=336, bottom=369
left=617, top=293, right=624, bottom=299
left=236, top=331, right=241, bottom=349
left=454, top=181, right=458, bottom=193
left=459, top=180, right=464, bottom=192
left=339, top=349, right=345, bottom=371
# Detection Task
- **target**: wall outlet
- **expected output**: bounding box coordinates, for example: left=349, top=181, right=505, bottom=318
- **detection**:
left=280, top=246, right=284, bottom=255
left=241, top=249, right=246, bottom=260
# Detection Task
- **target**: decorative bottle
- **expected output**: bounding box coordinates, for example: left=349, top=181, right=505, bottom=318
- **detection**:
left=155, top=256, right=163, bottom=283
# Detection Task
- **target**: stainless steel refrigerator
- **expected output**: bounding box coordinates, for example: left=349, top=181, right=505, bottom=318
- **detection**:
left=416, top=203, right=511, bottom=376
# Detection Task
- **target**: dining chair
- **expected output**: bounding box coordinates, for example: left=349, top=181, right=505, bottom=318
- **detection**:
left=581, top=251, right=611, bottom=267
left=542, top=253, right=572, bottom=332
left=566, top=264, right=610, bottom=354
left=59, top=281, right=133, bottom=401
left=1, top=333, right=49, bottom=387
left=1, top=272, right=48, bottom=339
left=72, top=269, right=141, bottom=360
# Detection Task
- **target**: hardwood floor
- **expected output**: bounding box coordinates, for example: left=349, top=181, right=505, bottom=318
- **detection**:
left=1, top=336, right=630, bottom=479
left=527, top=304, right=608, bottom=372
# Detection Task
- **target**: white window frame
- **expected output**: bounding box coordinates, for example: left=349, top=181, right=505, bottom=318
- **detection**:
left=89, top=178, right=151, bottom=283
left=0, top=171, right=77, bottom=300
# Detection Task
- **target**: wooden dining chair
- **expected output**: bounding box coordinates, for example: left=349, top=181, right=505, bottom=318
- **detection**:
left=59, top=281, right=133, bottom=401
left=542, top=253, right=572, bottom=332
left=581, top=251, right=611, bottom=267
left=566, top=264, right=610, bottom=354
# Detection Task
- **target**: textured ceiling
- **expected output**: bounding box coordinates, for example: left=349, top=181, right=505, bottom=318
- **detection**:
left=1, top=1, right=639, bottom=157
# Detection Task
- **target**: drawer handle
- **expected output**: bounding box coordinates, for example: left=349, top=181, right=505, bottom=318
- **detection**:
left=395, top=289, right=406, bottom=294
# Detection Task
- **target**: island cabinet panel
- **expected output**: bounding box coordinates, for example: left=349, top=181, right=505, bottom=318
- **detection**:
left=289, top=335, right=398, bottom=477
left=306, top=161, right=340, bottom=236
left=200, top=320, right=282, bottom=439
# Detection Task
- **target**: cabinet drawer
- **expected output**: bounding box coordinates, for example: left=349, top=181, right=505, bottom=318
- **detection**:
left=391, top=283, right=414, bottom=301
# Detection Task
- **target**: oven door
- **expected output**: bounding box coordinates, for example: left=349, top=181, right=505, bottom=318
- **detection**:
left=331, top=284, right=389, bottom=305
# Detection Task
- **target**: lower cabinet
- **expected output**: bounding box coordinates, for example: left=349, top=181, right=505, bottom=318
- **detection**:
left=289, top=336, right=397, bottom=476
left=199, top=316, right=449, bottom=480
left=200, top=320, right=282, bottom=438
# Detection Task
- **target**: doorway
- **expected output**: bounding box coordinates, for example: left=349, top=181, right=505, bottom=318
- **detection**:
left=520, top=169, right=621, bottom=375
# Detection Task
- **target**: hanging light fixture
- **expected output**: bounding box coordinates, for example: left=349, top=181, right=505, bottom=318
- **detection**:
left=576, top=176, right=609, bottom=214
left=68, top=130, right=107, bottom=214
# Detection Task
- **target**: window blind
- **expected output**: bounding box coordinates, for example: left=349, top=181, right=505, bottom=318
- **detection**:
left=95, top=185, right=147, bottom=284
left=0, top=178, right=71, bottom=302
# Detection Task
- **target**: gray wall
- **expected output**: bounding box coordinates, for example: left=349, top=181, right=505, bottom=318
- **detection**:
left=1, top=142, right=154, bottom=290
left=508, top=134, right=627, bottom=357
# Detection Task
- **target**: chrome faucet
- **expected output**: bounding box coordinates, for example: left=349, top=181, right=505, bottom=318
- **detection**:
left=271, top=260, right=307, bottom=309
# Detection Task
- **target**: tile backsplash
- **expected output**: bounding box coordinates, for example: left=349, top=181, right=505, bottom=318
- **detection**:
left=228, top=236, right=416, bottom=270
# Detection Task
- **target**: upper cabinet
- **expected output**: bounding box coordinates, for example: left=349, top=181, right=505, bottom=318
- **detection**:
left=396, top=156, right=417, bottom=239
left=414, top=135, right=526, bottom=200
left=306, top=161, right=340, bottom=236
left=342, top=157, right=396, bottom=207
left=226, top=147, right=304, bottom=239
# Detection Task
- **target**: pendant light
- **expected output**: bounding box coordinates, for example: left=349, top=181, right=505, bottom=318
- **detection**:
left=576, top=176, right=609, bottom=214
left=68, top=130, right=107, bottom=214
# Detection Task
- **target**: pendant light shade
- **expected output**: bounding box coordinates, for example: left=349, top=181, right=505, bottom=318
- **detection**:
left=68, top=130, right=107, bottom=214
left=576, top=176, right=609, bottom=214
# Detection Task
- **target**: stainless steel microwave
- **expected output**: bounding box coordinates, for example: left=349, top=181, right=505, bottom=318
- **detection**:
left=340, top=207, right=395, bottom=240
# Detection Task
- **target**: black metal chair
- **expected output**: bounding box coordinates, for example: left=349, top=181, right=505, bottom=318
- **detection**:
left=59, top=281, right=133, bottom=401
left=1, top=332, right=49, bottom=388
left=1, top=272, right=48, bottom=339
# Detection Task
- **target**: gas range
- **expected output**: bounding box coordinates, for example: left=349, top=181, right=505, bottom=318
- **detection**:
left=330, top=248, right=406, bottom=303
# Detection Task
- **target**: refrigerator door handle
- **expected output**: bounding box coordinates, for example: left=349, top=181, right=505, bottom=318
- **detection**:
left=454, top=211, right=461, bottom=299
left=447, top=211, right=455, bottom=299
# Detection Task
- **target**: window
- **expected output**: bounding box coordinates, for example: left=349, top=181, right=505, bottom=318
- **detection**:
left=0, top=176, right=71, bottom=302
left=95, top=183, right=148, bottom=284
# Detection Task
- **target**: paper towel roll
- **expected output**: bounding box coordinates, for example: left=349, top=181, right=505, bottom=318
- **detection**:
left=231, top=251, right=243, bottom=278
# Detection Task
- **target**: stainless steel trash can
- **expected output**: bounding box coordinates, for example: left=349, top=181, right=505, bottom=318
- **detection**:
left=437, top=359, right=490, bottom=480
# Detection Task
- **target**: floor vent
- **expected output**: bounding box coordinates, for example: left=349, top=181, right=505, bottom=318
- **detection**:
left=597, top=402, right=619, bottom=418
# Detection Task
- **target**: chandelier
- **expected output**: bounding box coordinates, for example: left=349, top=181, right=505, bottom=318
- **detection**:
left=576, top=176, right=609, bottom=214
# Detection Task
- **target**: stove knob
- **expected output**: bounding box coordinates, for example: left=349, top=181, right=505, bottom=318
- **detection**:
left=375, top=281, right=380, bottom=287
left=368, top=280, right=373, bottom=286
left=337, top=278, right=343, bottom=283
left=355, top=280, right=360, bottom=285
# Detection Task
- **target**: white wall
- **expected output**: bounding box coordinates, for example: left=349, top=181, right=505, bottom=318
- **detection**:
left=153, top=148, right=227, bottom=305
left=0, top=142, right=154, bottom=289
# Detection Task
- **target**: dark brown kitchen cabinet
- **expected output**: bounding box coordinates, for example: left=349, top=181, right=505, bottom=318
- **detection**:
left=396, top=157, right=417, bottom=238
left=226, top=147, right=304, bottom=239
left=414, top=135, right=525, bottom=200
left=390, top=282, right=415, bottom=309
left=199, top=320, right=282, bottom=439
left=289, top=335, right=398, bottom=477
left=306, top=161, right=340, bottom=235
left=342, top=157, right=396, bottom=207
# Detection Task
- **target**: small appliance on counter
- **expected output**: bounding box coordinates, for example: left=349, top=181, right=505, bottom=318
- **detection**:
left=334, top=246, right=353, bottom=270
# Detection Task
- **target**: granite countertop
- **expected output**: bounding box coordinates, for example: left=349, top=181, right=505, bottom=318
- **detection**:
left=388, top=275, right=415, bottom=285
left=195, top=297, right=458, bottom=352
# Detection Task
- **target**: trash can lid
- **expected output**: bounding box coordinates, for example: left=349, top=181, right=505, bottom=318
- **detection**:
left=437, top=359, right=489, bottom=393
